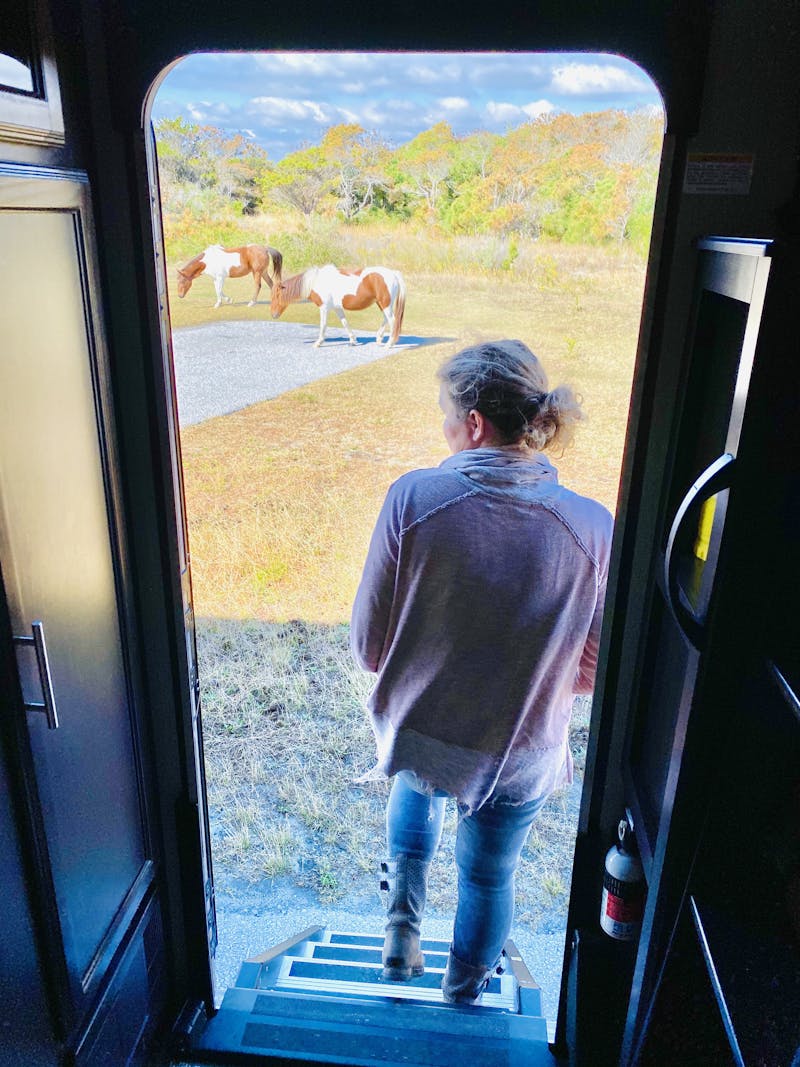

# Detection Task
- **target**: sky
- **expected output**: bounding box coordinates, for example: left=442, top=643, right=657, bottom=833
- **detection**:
left=152, top=52, right=663, bottom=161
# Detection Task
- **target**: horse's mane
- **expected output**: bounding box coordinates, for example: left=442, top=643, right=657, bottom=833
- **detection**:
left=281, top=270, right=311, bottom=303
left=177, top=251, right=207, bottom=278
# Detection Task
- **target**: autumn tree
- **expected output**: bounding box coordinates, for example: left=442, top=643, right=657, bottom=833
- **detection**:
left=321, top=124, right=391, bottom=221
left=392, top=122, right=458, bottom=217
left=155, top=117, right=270, bottom=215
left=260, top=145, right=335, bottom=217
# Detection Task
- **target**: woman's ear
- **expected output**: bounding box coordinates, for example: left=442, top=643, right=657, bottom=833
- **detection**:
left=467, top=409, right=489, bottom=444
left=467, top=405, right=499, bottom=443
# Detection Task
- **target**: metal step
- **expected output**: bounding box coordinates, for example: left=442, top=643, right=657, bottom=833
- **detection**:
left=194, top=987, right=552, bottom=1066
left=190, top=926, right=551, bottom=1066
left=237, top=929, right=527, bottom=1012
left=263, top=954, right=516, bottom=1009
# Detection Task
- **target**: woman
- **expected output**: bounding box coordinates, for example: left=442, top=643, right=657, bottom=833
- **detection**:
left=350, top=339, right=613, bottom=1004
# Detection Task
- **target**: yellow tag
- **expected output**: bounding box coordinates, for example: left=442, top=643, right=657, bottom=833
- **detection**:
left=693, top=496, right=717, bottom=561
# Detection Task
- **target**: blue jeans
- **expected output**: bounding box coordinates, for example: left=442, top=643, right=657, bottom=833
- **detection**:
left=386, top=771, right=548, bottom=969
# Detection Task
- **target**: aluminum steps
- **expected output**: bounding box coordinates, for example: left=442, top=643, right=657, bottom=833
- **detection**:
left=190, top=927, right=555, bottom=1066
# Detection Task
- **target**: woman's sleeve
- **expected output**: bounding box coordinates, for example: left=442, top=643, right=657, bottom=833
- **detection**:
left=574, top=567, right=607, bottom=694
left=574, top=512, right=613, bottom=694
left=350, top=486, right=402, bottom=673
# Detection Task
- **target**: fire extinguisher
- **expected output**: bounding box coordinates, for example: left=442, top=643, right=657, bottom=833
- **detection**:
left=600, top=818, right=646, bottom=940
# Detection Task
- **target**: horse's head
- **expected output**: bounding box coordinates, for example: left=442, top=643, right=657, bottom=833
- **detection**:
left=176, top=269, right=192, bottom=298
left=270, top=281, right=288, bottom=319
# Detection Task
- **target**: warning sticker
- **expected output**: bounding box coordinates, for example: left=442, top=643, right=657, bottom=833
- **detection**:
left=684, top=153, right=754, bottom=195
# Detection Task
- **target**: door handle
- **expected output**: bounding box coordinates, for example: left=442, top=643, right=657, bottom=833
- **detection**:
left=13, top=620, right=60, bottom=730
left=664, top=453, right=736, bottom=650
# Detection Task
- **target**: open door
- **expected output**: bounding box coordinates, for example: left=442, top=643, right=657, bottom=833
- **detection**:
left=144, top=116, right=219, bottom=1003
left=0, top=6, right=168, bottom=1063
left=560, top=232, right=800, bottom=1065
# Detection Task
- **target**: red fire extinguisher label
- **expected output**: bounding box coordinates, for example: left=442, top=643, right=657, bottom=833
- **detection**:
left=601, top=872, right=645, bottom=939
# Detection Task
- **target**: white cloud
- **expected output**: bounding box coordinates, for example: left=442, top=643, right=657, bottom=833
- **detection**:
left=247, top=96, right=360, bottom=129
left=272, top=54, right=334, bottom=75
left=258, top=52, right=386, bottom=83
left=467, top=58, right=548, bottom=88
left=407, top=64, right=443, bottom=85
left=485, top=101, right=523, bottom=124
left=522, top=99, right=556, bottom=118
left=358, top=104, right=387, bottom=127
left=407, top=62, right=462, bottom=85
left=551, top=62, right=648, bottom=95
left=186, top=101, right=231, bottom=121
left=439, top=96, right=470, bottom=112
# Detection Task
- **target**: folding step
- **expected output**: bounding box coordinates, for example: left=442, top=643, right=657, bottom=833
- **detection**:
left=235, top=929, right=529, bottom=1011
left=193, top=987, right=553, bottom=1066
left=189, top=926, right=553, bottom=1066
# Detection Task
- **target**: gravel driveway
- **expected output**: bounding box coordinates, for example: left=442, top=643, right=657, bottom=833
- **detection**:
left=171, top=319, right=441, bottom=426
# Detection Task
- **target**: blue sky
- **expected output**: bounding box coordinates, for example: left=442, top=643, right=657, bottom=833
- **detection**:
left=153, top=52, right=662, bottom=161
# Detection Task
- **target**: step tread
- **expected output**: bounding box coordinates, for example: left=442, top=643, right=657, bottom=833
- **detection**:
left=199, top=989, right=551, bottom=1066
left=311, top=943, right=449, bottom=964
left=325, top=931, right=452, bottom=952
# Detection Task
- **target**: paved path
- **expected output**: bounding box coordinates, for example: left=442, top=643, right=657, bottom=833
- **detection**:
left=172, top=320, right=447, bottom=426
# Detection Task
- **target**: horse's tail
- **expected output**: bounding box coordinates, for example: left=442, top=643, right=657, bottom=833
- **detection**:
left=267, top=245, right=283, bottom=284
left=390, top=272, right=406, bottom=347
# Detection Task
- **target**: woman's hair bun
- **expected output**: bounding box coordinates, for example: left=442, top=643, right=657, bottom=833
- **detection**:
left=439, top=340, right=583, bottom=453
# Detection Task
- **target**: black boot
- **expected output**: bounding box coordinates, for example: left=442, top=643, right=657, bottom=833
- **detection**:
left=380, top=855, right=428, bottom=980
left=441, top=946, right=494, bottom=1004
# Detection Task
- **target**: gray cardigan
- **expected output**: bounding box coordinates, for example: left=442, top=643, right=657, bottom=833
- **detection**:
left=350, top=447, right=613, bottom=810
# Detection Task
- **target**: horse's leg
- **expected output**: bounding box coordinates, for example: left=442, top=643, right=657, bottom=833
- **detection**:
left=376, top=305, right=392, bottom=345
left=249, top=271, right=261, bottom=307
left=213, top=273, right=231, bottom=308
left=314, top=305, right=328, bottom=348
left=336, top=305, right=358, bottom=346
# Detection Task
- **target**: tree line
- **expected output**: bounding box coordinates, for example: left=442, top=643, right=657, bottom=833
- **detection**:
left=155, top=108, right=662, bottom=250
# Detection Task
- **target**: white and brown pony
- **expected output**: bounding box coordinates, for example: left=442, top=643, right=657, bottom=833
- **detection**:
left=176, top=244, right=283, bottom=308
left=270, top=264, right=406, bottom=348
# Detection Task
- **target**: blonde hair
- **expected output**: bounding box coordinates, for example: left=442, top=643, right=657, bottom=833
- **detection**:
left=438, top=339, right=583, bottom=453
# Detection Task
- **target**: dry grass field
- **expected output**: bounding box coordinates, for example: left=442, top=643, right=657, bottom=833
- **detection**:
left=171, top=227, right=647, bottom=922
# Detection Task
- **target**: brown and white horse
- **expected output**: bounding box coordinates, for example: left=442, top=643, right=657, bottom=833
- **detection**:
left=176, top=244, right=283, bottom=308
left=270, top=264, right=406, bottom=348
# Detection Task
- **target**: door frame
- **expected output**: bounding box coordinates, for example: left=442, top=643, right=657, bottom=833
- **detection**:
left=136, top=50, right=688, bottom=1032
